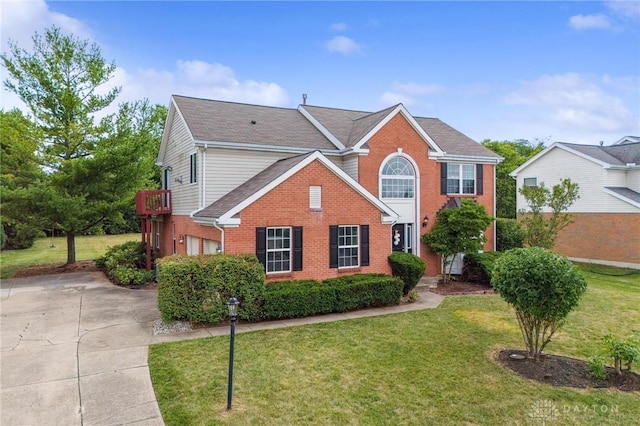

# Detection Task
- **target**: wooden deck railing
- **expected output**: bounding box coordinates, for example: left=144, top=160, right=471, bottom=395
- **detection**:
left=135, top=190, right=171, bottom=216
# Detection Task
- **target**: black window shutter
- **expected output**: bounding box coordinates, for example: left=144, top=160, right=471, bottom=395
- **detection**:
left=360, top=225, right=370, bottom=267
left=476, top=164, right=484, bottom=195
left=256, top=227, right=266, bottom=270
left=293, top=226, right=303, bottom=271
left=329, top=225, right=338, bottom=268
left=440, top=163, right=448, bottom=195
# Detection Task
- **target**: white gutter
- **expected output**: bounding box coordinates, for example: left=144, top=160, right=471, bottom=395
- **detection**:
left=213, top=220, right=225, bottom=253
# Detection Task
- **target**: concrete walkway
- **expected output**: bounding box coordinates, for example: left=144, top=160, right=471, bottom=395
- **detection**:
left=1, top=272, right=444, bottom=425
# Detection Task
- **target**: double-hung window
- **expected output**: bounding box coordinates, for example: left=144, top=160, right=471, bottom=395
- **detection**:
left=338, top=225, right=359, bottom=268
left=266, top=227, right=291, bottom=273
left=445, top=163, right=476, bottom=194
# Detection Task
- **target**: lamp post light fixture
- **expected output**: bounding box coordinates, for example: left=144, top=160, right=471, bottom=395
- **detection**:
left=226, top=297, right=239, bottom=410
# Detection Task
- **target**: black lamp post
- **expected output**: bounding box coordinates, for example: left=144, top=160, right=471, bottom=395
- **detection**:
left=226, top=297, right=239, bottom=410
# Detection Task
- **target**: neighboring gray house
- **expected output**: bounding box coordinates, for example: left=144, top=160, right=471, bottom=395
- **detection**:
left=511, top=138, right=640, bottom=268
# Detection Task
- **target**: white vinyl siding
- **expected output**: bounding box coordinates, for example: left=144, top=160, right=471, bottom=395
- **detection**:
left=515, top=148, right=638, bottom=213
left=342, top=154, right=359, bottom=180
left=161, top=114, right=199, bottom=215
left=203, top=149, right=289, bottom=206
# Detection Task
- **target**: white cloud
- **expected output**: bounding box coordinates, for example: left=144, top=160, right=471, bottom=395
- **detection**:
left=504, top=73, right=633, bottom=133
left=108, top=60, right=289, bottom=110
left=379, top=81, right=445, bottom=107
left=325, top=36, right=361, bottom=55
left=0, top=0, right=92, bottom=49
left=329, top=22, right=348, bottom=32
left=568, top=14, right=613, bottom=30
left=606, top=0, right=640, bottom=20
left=1, top=0, right=94, bottom=112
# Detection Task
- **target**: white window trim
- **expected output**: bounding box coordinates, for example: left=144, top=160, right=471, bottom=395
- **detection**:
left=266, top=226, right=292, bottom=274
left=338, top=225, right=359, bottom=268
left=380, top=156, right=415, bottom=199
left=189, top=152, right=198, bottom=184
left=447, top=163, right=476, bottom=195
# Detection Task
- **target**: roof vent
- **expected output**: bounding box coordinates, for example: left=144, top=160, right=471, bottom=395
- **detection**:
left=302, top=93, right=307, bottom=105
left=599, top=141, right=604, bottom=146
left=250, top=120, right=256, bottom=125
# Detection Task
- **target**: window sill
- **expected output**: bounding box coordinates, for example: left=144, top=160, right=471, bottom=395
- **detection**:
left=338, top=267, right=362, bottom=274
left=309, top=208, right=323, bottom=212
left=266, top=272, right=293, bottom=279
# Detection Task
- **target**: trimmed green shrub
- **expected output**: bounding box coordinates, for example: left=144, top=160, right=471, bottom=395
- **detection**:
left=491, top=247, right=587, bottom=360
left=112, top=266, right=155, bottom=287
left=157, top=254, right=265, bottom=324
left=261, top=274, right=403, bottom=320
left=463, top=251, right=503, bottom=284
left=2, top=222, right=41, bottom=250
left=388, top=252, right=426, bottom=295
left=496, top=218, right=524, bottom=252
left=95, top=240, right=148, bottom=269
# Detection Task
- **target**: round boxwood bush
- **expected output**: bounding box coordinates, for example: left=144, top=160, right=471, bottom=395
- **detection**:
left=491, top=247, right=587, bottom=360
left=388, top=251, right=426, bottom=295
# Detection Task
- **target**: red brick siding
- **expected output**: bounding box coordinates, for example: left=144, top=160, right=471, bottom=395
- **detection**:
left=554, top=213, right=639, bottom=265
left=158, top=215, right=222, bottom=257
left=357, top=114, right=496, bottom=276
left=224, top=160, right=392, bottom=282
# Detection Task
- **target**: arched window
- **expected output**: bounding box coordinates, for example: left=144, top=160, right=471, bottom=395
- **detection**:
left=381, top=157, right=415, bottom=199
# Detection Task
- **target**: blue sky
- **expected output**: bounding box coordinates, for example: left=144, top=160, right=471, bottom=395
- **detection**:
left=1, top=0, right=638, bottom=145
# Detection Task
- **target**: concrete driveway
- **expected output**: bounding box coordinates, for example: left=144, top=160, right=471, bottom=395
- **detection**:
left=1, top=272, right=163, bottom=425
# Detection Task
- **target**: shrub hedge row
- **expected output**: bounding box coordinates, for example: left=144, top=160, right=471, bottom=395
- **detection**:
left=157, top=254, right=266, bottom=323
left=261, top=274, right=403, bottom=320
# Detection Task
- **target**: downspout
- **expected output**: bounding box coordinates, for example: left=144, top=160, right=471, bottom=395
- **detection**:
left=493, top=165, right=497, bottom=251
left=213, top=220, right=225, bottom=253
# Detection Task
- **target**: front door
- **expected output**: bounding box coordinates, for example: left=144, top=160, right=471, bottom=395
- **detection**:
left=392, top=223, right=413, bottom=253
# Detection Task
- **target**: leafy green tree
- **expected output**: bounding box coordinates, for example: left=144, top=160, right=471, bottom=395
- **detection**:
left=1, top=27, right=164, bottom=262
left=519, top=178, right=579, bottom=249
left=421, top=199, right=493, bottom=284
left=481, top=139, right=544, bottom=218
left=0, top=109, right=46, bottom=249
left=491, top=247, right=587, bottom=360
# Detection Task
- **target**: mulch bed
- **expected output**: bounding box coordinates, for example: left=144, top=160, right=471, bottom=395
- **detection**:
left=13, top=261, right=157, bottom=290
left=430, top=280, right=495, bottom=295
left=498, top=349, right=640, bottom=392
left=13, top=260, right=101, bottom=277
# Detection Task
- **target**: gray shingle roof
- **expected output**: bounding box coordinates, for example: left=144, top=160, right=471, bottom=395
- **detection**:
left=173, top=95, right=501, bottom=159
left=193, top=153, right=314, bottom=219
left=605, top=187, right=640, bottom=204
left=173, top=95, right=337, bottom=150
left=413, top=117, right=500, bottom=158
left=561, top=142, right=640, bottom=166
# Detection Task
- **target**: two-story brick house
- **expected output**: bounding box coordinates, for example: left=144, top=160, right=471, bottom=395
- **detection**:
left=137, top=95, right=502, bottom=280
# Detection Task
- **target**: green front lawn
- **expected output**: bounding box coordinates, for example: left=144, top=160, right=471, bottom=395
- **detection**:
left=0, top=233, right=139, bottom=279
left=149, top=265, right=640, bottom=425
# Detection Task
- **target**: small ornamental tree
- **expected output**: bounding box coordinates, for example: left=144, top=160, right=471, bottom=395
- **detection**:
left=519, top=178, right=579, bottom=249
left=492, top=247, right=587, bottom=360
left=421, top=199, right=493, bottom=284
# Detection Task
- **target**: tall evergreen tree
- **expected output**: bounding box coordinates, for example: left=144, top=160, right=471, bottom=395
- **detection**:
left=1, top=27, right=163, bottom=262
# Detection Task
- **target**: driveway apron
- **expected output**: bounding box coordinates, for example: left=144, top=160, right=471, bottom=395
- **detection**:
left=1, top=272, right=163, bottom=426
